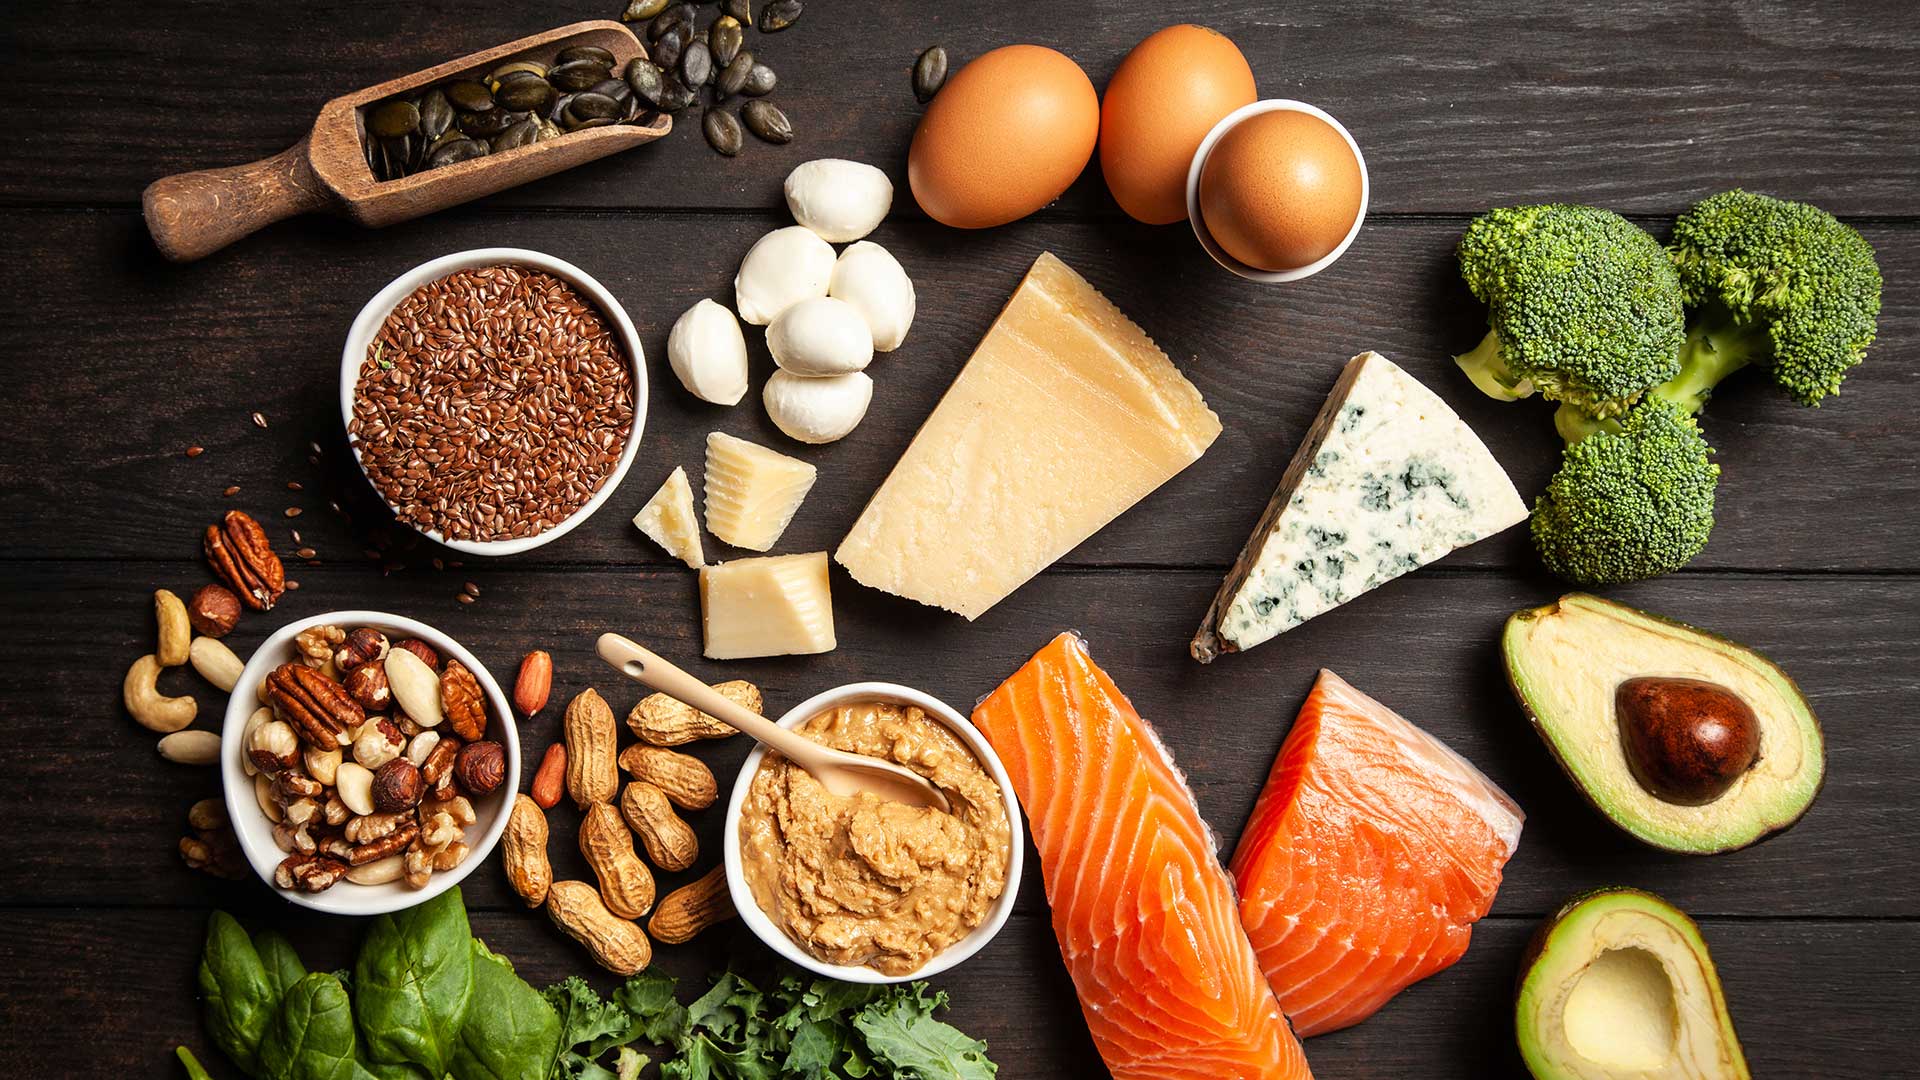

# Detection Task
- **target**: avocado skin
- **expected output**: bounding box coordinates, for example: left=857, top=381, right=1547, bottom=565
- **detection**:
left=1500, top=592, right=1826, bottom=855
left=1514, top=886, right=1751, bottom=1080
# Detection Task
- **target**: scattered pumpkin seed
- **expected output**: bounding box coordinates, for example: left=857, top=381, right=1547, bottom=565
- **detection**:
left=623, top=0, right=669, bottom=21
left=625, top=57, right=670, bottom=107
left=741, top=99, right=793, bottom=144
left=914, top=46, right=948, bottom=103
left=703, top=107, right=744, bottom=156
left=653, top=23, right=688, bottom=70
left=649, top=3, right=692, bottom=41
left=717, top=51, right=753, bottom=98
left=724, top=0, right=752, bottom=22
left=680, top=40, right=712, bottom=88
left=709, top=15, right=744, bottom=67
left=759, top=0, right=802, bottom=33
left=742, top=61, right=777, bottom=96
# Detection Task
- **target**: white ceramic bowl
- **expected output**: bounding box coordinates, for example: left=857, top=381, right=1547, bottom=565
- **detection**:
left=339, top=247, right=649, bottom=557
left=220, top=610, right=520, bottom=916
left=723, top=682, right=1025, bottom=985
left=1185, top=99, right=1370, bottom=283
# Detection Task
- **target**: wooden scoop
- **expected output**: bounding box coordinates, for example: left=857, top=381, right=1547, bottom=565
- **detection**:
left=597, top=634, right=952, bottom=813
left=142, top=20, right=669, bottom=262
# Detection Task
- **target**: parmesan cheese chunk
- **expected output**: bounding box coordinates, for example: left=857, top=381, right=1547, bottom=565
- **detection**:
left=699, top=553, right=836, bottom=659
left=704, top=432, right=817, bottom=552
left=632, top=466, right=705, bottom=568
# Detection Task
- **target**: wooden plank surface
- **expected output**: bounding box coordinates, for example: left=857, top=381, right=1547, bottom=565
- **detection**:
left=2, top=0, right=1917, bottom=1077
left=4, top=1, right=1920, bottom=215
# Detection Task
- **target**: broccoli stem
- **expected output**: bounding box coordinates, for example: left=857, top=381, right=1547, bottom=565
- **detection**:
left=1648, top=311, right=1767, bottom=415
left=1554, top=402, right=1617, bottom=445
left=1454, top=328, right=1537, bottom=402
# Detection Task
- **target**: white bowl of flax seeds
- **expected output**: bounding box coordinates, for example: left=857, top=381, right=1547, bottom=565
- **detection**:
left=341, top=248, right=648, bottom=556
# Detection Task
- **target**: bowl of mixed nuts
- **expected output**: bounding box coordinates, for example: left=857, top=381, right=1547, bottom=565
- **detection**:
left=220, top=610, right=520, bottom=915
left=340, top=247, right=647, bottom=557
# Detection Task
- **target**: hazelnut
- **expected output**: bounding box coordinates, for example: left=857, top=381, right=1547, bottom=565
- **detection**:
left=454, top=741, right=506, bottom=797
left=391, top=637, right=441, bottom=672
left=372, top=759, right=425, bottom=812
left=351, top=718, right=406, bottom=770
left=187, top=584, right=242, bottom=637
left=248, top=719, right=299, bottom=774
left=336, top=627, right=390, bottom=672
left=344, top=663, right=392, bottom=711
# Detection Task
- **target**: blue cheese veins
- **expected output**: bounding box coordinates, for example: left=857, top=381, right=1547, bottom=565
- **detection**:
left=1213, top=352, right=1527, bottom=654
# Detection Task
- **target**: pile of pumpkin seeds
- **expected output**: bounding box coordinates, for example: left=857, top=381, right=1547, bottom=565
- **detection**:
left=621, top=0, right=799, bottom=156
left=364, top=44, right=663, bottom=181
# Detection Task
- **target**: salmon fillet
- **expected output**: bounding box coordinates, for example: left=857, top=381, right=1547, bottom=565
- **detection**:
left=973, top=633, right=1312, bottom=1080
left=1231, top=670, right=1523, bottom=1036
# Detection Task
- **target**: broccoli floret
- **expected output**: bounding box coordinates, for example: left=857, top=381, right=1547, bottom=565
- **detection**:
left=1655, top=189, right=1882, bottom=411
left=1455, top=204, right=1686, bottom=417
left=1531, top=398, right=1720, bottom=586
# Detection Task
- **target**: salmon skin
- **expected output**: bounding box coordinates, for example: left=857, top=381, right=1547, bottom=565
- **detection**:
left=1231, top=670, right=1523, bottom=1037
left=973, top=633, right=1312, bottom=1080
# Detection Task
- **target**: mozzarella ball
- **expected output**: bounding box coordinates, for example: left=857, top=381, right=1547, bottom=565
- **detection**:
left=666, top=299, right=749, bottom=405
left=829, top=241, right=916, bottom=352
left=766, top=296, right=874, bottom=377
left=733, top=226, right=835, bottom=325
left=784, top=159, right=894, bottom=243
left=763, top=369, right=874, bottom=444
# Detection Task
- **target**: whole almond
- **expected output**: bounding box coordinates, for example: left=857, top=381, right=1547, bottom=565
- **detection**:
left=514, top=650, right=553, bottom=716
left=157, top=729, right=222, bottom=765
left=384, top=647, right=445, bottom=728
left=531, top=742, right=567, bottom=809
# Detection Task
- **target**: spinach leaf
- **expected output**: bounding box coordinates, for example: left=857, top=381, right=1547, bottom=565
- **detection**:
left=852, top=985, right=996, bottom=1080
left=255, top=930, right=309, bottom=1002
left=199, top=911, right=279, bottom=1074
left=257, top=973, right=364, bottom=1080
left=352, top=887, right=474, bottom=1076
left=448, top=940, right=561, bottom=1080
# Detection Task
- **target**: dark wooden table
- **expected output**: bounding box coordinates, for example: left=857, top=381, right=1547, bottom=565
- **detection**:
left=3, top=2, right=1916, bottom=1076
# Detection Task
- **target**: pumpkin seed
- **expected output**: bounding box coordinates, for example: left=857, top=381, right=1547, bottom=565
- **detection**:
left=625, top=57, right=670, bottom=107
left=716, top=51, right=753, bottom=98
left=419, top=88, right=453, bottom=140
left=708, top=16, right=744, bottom=67
left=914, top=46, right=948, bottom=103
left=724, top=0, right=752, bottom=22
left=656, top=77, right=697, bottom=112
left=623, top=0, right=669, bottom=21
left=369, top=99, right=420, bottom=138
left=555, top=45, right=616, bottom=68
left=703, top=107, right=744, bottom=156
left=590, top=77, right=633, bottom=102
left=759, top=0, right=802, bottom=33
left=427, top=138, right=488, bottom=169
left=568, top=91, right=624, bottom=121
left=458, top=108, right=523, bottom=138
left=680, top=40, right=712, bottom=89
left=649, top=3, right=692, bottom=41
left=741, top=61, right=777, bottom=96
left=653, top=23, right=688, bottom=71
left=535, top=117, right=567, bottom=141
left=549, top=58, right=611, bottom=92
left=496, top=76, right=554, bottom=112
left=488, top=60, right=547, bottom=84
left=445, top=80, right=494, bottom=112
left=493, top=117, right=540, bottom=151
left=741, top=99, right=793, bottom=144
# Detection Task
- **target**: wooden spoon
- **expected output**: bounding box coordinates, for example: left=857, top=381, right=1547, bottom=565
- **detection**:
left=142, top=20, right=669, bottom=262
left=596, top=633, right=952, bottom=813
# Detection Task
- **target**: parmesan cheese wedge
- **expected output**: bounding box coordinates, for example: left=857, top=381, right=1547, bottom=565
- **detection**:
left=699, top=553, right=836, bottom=659
left=632, top=466, right=705, bottom=568
left=704, top=432, right=817, bottom=552
left=835, top=252, right=1220, bottom=619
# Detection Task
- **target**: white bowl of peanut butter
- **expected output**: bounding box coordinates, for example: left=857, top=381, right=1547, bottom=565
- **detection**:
left=723, top=682, right=1024, bottom=984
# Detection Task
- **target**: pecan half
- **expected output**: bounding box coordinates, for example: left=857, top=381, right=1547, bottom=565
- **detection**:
left=204, top=511, right=286, bottom=610
left=441, top=660, right=487, bottom=741
left=275, top=852, right=348, bottom=892
left=266, top=662, right=362, bottom=748
left=349, top=819, right=420, bottom=865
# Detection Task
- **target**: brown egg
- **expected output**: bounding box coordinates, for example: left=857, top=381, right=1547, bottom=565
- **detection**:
left=1100, top=25, right=1256, bottom=225
left=1199, top=109, right=1364, bottom=272
left=908, top=45, right=1099, bottom=229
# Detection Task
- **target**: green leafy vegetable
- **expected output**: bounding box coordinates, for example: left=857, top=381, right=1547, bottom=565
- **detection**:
left=199, top=911, right=280, bottom=1074
left=177, top=1046, right=217, bottom=1080
left=256, top=974, right=362, bottom=1080
left=353, top=887, right=475, bottom=1076
left=852, top=985, right=995, bottom=1080
left=449, top=940, right=562, bottom=1080
left=255, top=930, right=309, bottom=1002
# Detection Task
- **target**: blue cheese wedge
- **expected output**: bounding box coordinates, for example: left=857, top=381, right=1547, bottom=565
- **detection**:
left=1192, top=352, right=1527, bottom=662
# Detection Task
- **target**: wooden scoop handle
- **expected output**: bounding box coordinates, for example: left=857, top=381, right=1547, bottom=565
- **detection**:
left=142, top=136, right=331, bottom=262
left=596, top=634, right=804, bottom=753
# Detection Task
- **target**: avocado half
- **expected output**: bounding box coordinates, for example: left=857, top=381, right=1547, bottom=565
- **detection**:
left=1502, top=593, right=1824, bottom=854
left=1517, top=887, right=1749, bottom=1080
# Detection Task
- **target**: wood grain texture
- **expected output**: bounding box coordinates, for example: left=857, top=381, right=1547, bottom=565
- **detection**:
left=5, top=1, right=1919, bottom=216
left=4, top=562, right=1912, bottom=916
left=1, top=210, right=1914, bottom=570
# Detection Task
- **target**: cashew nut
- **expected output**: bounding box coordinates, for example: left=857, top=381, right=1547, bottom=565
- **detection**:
left=157, top=730, right=222, bottom=765
left=189, top=635, right=244, bottom=692
left=155, top=589, right=191, bottom=666
left=124, top=654, right=197, bottom=733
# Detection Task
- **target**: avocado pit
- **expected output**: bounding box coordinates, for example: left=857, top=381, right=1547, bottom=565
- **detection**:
left=1616, top=676, right=1760, bottom=806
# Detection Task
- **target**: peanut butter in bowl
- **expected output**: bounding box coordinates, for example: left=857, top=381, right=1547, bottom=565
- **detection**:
left=736, top=700, right=1012, bottom=976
